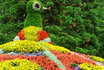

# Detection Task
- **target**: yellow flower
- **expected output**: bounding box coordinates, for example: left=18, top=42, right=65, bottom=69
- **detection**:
left=90, top=56, right=104, bottom=63
left=0, top=40, right=45, bottom=53
left=24, top=26, right=42, bottom=41
left=39, top=41, right=71, bottom=53
left=0, top=59, right=41, bottom=70
left=80, top=63, right=104, bottom=70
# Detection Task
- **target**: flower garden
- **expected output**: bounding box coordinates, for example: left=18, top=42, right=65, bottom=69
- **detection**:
left=0, top=40, right=104, bottom=70
left=0, top=0, right=104, bottom=70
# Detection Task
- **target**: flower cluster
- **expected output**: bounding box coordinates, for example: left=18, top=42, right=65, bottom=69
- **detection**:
left=18, top=30, right=26, bottom=40
left=37, top=30, right=49, bottom=40
left=17, top=26, right=51, bottom=43
left=50, top=50, right=96, bottom=70
left=75, top=66, right=81, bottom=70
left=0, top=40, right=104, bottom=70
left=0, top=59, right=41, bottom=70
left=79, top=63, right=104, bottom=70
left=90, top=56, right=104, bottom=63
left=0, top=54, right=62, bottom=70
left=0, top=40, right=45, bottom=53
left=24, top=26, right=42, bottom=41
left=71, top=51, right=90, bottom=58
left=33, top=56, right=62, bottom=70
left=39, top=42, right=71, bottom=53
left=0, top=51, right=44, bottom=57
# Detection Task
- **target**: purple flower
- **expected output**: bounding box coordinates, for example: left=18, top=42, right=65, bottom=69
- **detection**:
left=11, top=52, right=15, bottom=55
left=20, top=52, right=24, bottom=54
left=36, top=51, right=43, bottom=55
left=75, top=66, right=81, bottom=70
left=7, top=52, right=18, bottom=55
left=23, top=53, right=28, bottom=56
left=23, top=52, right=30, bottom=56
left=32, top=52, right=35, bottom=54
left=26, top=52, right=30, bottom=55
left=0, top=51, right=4, bottom=53
left=29, top=54, right=36, bottom=57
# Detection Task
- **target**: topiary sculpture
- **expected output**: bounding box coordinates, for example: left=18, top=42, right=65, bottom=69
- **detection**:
left=13, top=0, right=52, bottom=44
left=24, top=0, right=43, bottom=28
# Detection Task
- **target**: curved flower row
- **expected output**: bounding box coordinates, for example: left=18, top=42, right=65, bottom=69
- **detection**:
left=79, top=63, right=104, bottom=70
left=33, top=55, right=62, bottom=70
left=0, top=54, right=62, bottom=70
left=71, top=51, right=104, bottom=66
left=90, top=56, right=104, bottom=63
left=71, top=51, right=90, bottom=58
left=50, top=50, right=96, bottom=70
left=0, top=50, right=44, bottom=57
left=0, top=40, right=104, bottom=70
left=0, top=59, right=41, bottom=70
left=0, top=50, right=104, bottom=70
left=39, top=42, right=71, bottom=53
left=0, top=40, right=45, bottom=53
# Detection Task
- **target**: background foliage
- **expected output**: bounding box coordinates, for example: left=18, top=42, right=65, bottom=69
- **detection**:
left=0, top=0, right=104, bottom=57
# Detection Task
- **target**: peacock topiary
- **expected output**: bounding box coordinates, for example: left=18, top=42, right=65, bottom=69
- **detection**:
left=13, top=0, right=52, bottom=44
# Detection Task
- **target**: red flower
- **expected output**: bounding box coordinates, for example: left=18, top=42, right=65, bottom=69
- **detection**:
left=23, top=56, right=29, bottom=59
left=18, top=30, right=26, bottom=40
left=37, top=30, right=49, bottom=40
left=49, top=50, right=96, bottom=70
left=49, top=42, right=52, bottom=44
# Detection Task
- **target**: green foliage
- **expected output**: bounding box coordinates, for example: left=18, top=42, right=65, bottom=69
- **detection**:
left=42, top=0, right=104, bottom=57
left=70, top=63, right=78, bottom=67
left=24, top=0, right=43, bottom=28
left=0, top=0, right=104, bottom=57
left=75, top=47, right=99, bottom=55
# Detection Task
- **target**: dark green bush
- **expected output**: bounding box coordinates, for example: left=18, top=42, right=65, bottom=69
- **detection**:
left=0, top=0, right=104, bottom=57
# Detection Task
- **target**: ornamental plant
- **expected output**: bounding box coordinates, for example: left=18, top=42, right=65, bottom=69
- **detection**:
left=89, top=56, right=104, bottom=63
left=0, top=59, right=42, bottom=70
left=79, top=63, right=104, bottom=70
left=0, top=0, right=104, bottom=57
left=42, top=0, right=104, bottom=57
left=11, top=0, right=52, bottom=44
left=0, top=40, right=104, bottom=70
left=0, top=40, right=45, bottom=53
left=24, top=0, right=43, bottom=28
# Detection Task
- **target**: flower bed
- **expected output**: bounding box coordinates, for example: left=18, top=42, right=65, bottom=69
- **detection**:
left=39, top=42, right=71, bottom=53
left=0, top=54, right=62, bottom=70
left=50, top=50, right=96, bottom=70
left=0, top=40, right=104, bottom=70
left=79, top=63, right=104, bottom=70
left=90, top=56, right=104, bottom=63
left=0, top=59, right=41, bottom=70
left=0, top=40, right=45, bottom=53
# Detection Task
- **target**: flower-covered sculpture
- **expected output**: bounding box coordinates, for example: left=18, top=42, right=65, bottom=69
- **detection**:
left=13, top=0, right=52, bottom=44
left=0, top=40, right=104, bottom=70
left=0, top=0, right=104, bottom=70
